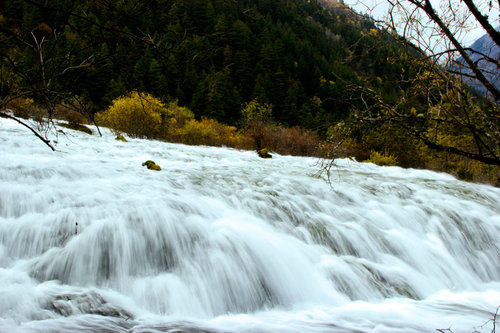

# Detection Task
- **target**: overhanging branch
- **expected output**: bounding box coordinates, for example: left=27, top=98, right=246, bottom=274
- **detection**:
left=0, top=111, right=56, bottom=151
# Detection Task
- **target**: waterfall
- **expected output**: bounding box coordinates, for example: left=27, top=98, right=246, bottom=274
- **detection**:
left=0, top=117, right=499, bottom=333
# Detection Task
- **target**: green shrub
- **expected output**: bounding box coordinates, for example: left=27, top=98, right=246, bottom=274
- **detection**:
left=241, top=98, right=273, bottom=124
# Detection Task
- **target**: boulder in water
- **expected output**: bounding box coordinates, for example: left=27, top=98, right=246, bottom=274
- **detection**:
left=257, top=148, right=272, bottom=159
left=142, top=160, right=161, bottom=171
left=115, top=134, right=127, bottom=142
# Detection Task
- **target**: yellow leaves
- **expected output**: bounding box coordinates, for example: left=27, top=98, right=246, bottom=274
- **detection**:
left=7, top=97, right=34, bottom=109
left=38, top=22, right=52, bottom=33
left=311, top=96, right=322, bottom=107
left=96, top=91, right=168, bottom=138
left=175, top=117, right=245, bottom=147
left=319, top=76, right=335, bottom=86
left=418, top=70, right=443, bottom=84
left=97, top=92, right=246, bottom=147
left=421, top=70, right=432, bottom=79
left=6, top=97, right=40, bottom=119
left=64, top=31, right=77, bottom=41
left=165, top=100, right=194, bottom=127
left=176, top=118, right=217, bottom=142
left=366, top=151, right=398, bottom=166
left=428, top=105, right=441, bottom=116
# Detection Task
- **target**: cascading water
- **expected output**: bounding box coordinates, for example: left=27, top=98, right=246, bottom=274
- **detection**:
left=0, top=117, right=499, bottom=333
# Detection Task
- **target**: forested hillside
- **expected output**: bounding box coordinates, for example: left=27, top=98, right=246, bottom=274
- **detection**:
left=0, top=0, right=405, bottom=130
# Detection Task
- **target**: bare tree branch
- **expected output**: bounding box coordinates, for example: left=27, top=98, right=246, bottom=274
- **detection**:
left=0, top=111, right=56, bottom=151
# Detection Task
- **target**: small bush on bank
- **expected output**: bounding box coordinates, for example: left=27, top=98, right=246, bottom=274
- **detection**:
left=240, top=99, right=323, bottom=156
left=160, top=101, right=195, bottom=139
left=366, top=151, right=398, bottom=166
left=245, top=124, right=322, bottom=157
left=166, top=101, right=194, bottom=127
left=94, top=91, right=331, bottom=161
left=174, top=117, right=250, bottom=148
left=54, top=105, right=89, bottom=125
left=7, top=97, right=43, bottom=120
left=96, top=91, right=172, bottom=138
left=267, top=126, right=321, bottom=157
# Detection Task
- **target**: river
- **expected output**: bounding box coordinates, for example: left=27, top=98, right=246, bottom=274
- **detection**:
left=0, top=118, right=499, bottom=332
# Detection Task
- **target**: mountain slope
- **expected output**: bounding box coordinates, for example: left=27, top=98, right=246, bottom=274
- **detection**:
left=458, top=27, right=499, bottom=97
left=0, top=0, right=409, bottom=131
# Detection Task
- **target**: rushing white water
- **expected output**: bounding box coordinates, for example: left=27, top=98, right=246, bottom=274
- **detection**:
left=0, top=117, right=499, bottom=333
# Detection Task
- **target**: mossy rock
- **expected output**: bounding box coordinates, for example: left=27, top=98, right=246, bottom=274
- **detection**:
left=115, top=134, right=127, bottom=142
left=257, top=148, right=272, bottom=159
left=142, top=160, right=161, bottom=171
left=142, top=160, right=155, bottom=168
left=149, top=164, right=161, bottom=171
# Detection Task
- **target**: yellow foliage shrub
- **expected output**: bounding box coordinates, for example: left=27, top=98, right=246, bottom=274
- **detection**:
left=366, top=151, right=398, bottom=166
left=7, top=97, right=39, bottom=120
left=175, top=117, right=247, bottom=147
left=422, top=144, right=498, bottom=183
left=175, top=118, right=217, bottom=145
left=96, top=91, right=172, bottom=138
left=7, top=97, right=34, bottom=111
left=165, top=101, right=194, bottom=128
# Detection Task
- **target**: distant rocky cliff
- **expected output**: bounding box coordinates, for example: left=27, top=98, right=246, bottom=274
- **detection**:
left=317, top=0, right=343, bottom=9
left=457, top=27, right=499, bottom=98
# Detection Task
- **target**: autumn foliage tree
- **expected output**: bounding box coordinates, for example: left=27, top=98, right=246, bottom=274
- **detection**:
left=331, top=0, right=500, bottom=180
left=96, top=91, right=173, bottom=138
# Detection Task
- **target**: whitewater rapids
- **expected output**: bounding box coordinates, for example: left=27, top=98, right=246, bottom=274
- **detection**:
left=0, top=117, right=499, bottom=333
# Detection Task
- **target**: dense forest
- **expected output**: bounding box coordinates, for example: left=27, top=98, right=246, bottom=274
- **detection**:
left=1, top=0, right=498, bottom=183
left=0, top=0, right=407, bottom=129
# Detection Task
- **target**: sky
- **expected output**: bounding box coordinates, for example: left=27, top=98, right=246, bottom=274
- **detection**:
left=343, top=0, right=499, bottom=46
